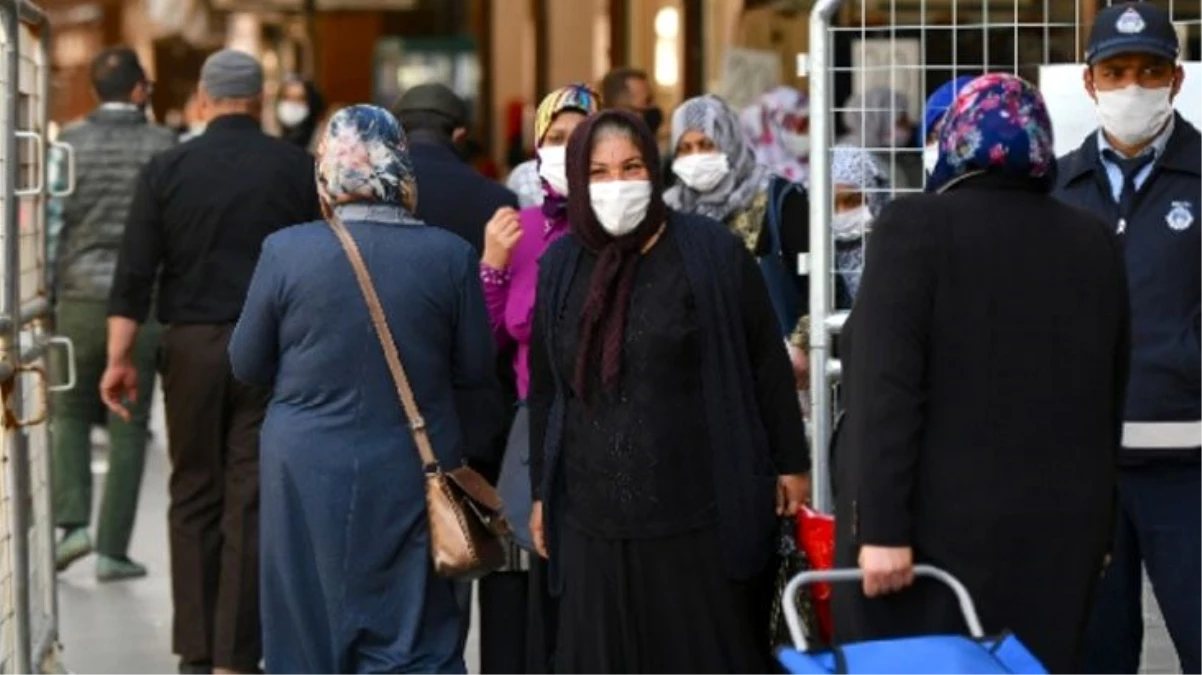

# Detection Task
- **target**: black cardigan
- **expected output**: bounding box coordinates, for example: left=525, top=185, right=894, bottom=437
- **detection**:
left=528, top=211, right=810, bottom=591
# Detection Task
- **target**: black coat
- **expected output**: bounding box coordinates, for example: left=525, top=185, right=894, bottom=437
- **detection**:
left=408, top=130, right=518, bottom=256
left=407, top=130, right=519, bottom=469
left=831, top=174, right=1130, bottom=674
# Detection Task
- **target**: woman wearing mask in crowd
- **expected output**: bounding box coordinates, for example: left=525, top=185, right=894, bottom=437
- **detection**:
left=665, top=94, right=811, bottom=339
left=229, top=105, right=497, bottom=673
left=839, top=86, right=922, bottom=190
left=741, top=86, right=811, bottom=185
left=921, top=76, right=976, bottom=180
left=827, top=145, right=889, bottom=305
left=479, top=82, right=599, bottom=673
left=527, top=109, right=810, bottom=673
left=831, top=74, right=1128, bottom=673
left=276, top=74, right=326, bottom=152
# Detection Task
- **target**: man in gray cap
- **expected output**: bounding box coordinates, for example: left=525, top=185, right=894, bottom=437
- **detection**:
left=1054, top=4, right=1199, bottom=673
left=103, top=48, right=321, bottom=675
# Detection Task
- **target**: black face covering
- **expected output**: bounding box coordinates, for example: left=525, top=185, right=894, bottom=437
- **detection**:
left=641, top=105, right=664, bottom=135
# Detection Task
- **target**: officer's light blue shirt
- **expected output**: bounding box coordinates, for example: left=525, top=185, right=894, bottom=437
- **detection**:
left=1097, top=114, right=1176, bottom=202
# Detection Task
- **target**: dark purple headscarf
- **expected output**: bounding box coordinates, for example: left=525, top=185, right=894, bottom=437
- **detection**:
left=564, top=109, right=668, bottom=400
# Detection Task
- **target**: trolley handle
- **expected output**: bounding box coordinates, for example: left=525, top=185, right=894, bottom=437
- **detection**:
left=782, top=564, right=985, bottom=652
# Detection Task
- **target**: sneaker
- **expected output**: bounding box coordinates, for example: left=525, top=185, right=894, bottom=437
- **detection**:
left=54, top=528, right=92, bottom=572
left=96, top=555, right=148, bottom=582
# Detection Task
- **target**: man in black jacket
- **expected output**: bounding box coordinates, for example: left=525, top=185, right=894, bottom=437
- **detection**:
left=51, top=47, right=176, bottom=582
left=103, top=49, right=321, bottom=675
left=1053, top=4, right=1200, bottom=673
left=393, top=83, right=515, bottom=670
left=394, top=83, right=518, bottom=256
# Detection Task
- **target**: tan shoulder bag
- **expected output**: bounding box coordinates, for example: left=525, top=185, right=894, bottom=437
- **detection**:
left=329, top=215, right=511, bottom=580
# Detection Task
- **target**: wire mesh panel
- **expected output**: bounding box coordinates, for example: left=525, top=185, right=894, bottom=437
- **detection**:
left=0, top=1, right=58, bottom=672
left=806, top=0, right=1202, bottom=512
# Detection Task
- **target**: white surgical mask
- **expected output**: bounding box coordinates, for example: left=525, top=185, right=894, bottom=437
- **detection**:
left=277, top=101, right=309, bottom=128
left=923, top=143, right=939, bottom=174
left=671, top=152, right=731, bottom=193
left=589, top=180, right=652, bottom=237
left=831, top=204, right=873, bottom=241
left=780, top=131, right=810, bottom=158
left=537, top=145, right=569, bottom=195
left=1095, top=84, right=1174, bottom=147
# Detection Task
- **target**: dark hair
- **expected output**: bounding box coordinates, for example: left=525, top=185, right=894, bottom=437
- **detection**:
left=599, top=67, right=648, bottom=109
left=90, top=47, right=146, bottom=103
left=395, top=110, right=458, bottom=138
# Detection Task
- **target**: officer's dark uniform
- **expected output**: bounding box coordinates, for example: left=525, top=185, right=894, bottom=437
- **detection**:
left=1052, top=3, right=1200, bottom=673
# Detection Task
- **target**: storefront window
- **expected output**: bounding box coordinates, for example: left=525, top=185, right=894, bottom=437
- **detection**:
left=654, top=6, right=680, bottom=87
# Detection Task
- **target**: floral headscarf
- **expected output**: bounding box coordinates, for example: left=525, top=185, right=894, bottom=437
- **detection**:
left=316, top=104, right=417, bottom=212
left=840, top=87, right=911, bottom=149
left=740, top=86, right=810, bottom=184
left=927, top=73, right=1056, bottom=194
left=535, top=83, right=601, bottom=146
left=535, top=83, right=601, bottom=221
left=831, top=145, right=890, bottom=217
left=665, top=94, right=771, bottom=222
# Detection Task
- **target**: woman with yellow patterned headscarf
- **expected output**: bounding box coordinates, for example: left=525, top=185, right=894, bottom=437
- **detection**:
left=479, top=82, right=599, bottom=672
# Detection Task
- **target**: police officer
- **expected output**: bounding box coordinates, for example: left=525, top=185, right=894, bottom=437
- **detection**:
left=1054, top=3, right=1200, bottom=673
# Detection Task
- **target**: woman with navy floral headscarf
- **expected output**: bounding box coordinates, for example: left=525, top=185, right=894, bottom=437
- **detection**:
left=831, top=74, right=1129, bottom=674
left=230, top=104, right=498, bottom=674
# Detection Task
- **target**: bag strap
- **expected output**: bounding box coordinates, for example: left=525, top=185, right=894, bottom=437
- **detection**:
left=328, top=214, right=439, bottom=470
left=765, top=176, right=794, bottom=256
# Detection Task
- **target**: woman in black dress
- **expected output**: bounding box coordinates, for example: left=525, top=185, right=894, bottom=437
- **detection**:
left=526, top=109, right=811, bottom=673
left=831, top=74, right=1129, bottom=673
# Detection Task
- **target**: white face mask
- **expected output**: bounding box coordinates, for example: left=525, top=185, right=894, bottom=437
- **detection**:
left=1095, top=84, right=1174, bottom=146
left=671, top=152, right=731, bottom=193
left=779, top=131, right=810, bottom=158
left=589, top=180, right=653, bottom=237
left=831, top=204, right=873, bottom=241
left=537, top=145, right=569, bottom=196
left=923, top=143, right=939, bottom=174
left=277, top=101, right=309, bottom=128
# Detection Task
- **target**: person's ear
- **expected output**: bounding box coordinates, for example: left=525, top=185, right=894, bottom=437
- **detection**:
left=1083, top=66, right=1097, bottom=102
left=452, top=127, right=468, bottom=145
left=1171, top=64, right=1185, bottom=100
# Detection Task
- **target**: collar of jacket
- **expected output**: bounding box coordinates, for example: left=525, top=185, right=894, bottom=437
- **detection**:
left=205, top=114, right=262, bottom=133
left=88, top=106, right=148, bottom=125
left=1060, top=112, right=1201, bottom=186
left=407, top=129, right=462, bottom=163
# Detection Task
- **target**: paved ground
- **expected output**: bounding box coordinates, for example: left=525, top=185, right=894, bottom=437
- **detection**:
left=55, top=391, right=1180, bottom=673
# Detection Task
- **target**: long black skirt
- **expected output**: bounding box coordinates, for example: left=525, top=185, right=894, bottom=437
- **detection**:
left=555, top=522, right=773, bottom=674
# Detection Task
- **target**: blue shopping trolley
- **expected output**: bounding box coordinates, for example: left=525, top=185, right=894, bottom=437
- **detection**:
left=776, top=565, right=1048, bottom=674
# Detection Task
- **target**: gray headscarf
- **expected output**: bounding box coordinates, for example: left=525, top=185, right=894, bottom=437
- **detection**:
left=840, top=87, right=910, bottom=149
left=830, top=145, right=891, bottom=303
left=831, top=145, right=890, bottom=216
left=664, top=95, right=771, bottom=222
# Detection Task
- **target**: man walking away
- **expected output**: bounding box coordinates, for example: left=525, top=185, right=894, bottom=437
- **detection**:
left=103, top=49, right=321, bottom=675
left=395, top=83, right=518, bottom=256
left=1054, top=4, right=1200, bottom=673
left=393, top=81, right=513, bottom=669
left=51, top=46, right=176, bottom=581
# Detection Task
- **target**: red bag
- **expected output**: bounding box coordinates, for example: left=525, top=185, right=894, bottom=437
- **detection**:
left=796, top=507, right=835, bottom=643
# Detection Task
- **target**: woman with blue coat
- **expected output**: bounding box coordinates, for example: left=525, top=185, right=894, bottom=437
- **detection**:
left=229, top=105, right=499, bottom=673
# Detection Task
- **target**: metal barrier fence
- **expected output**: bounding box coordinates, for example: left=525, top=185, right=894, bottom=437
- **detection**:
left=804, top=0, right=1202, bottom=512
left=0, top=1, right=71, bottom=672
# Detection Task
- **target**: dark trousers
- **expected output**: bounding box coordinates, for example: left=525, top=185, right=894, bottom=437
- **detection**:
left=161, top=324, right=269, bottom=672
left=52, top=298, right=159, bottom=556
left=1083, top=462, right=1201, bottom=674
left=478, top=559, right=557, bottom=674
